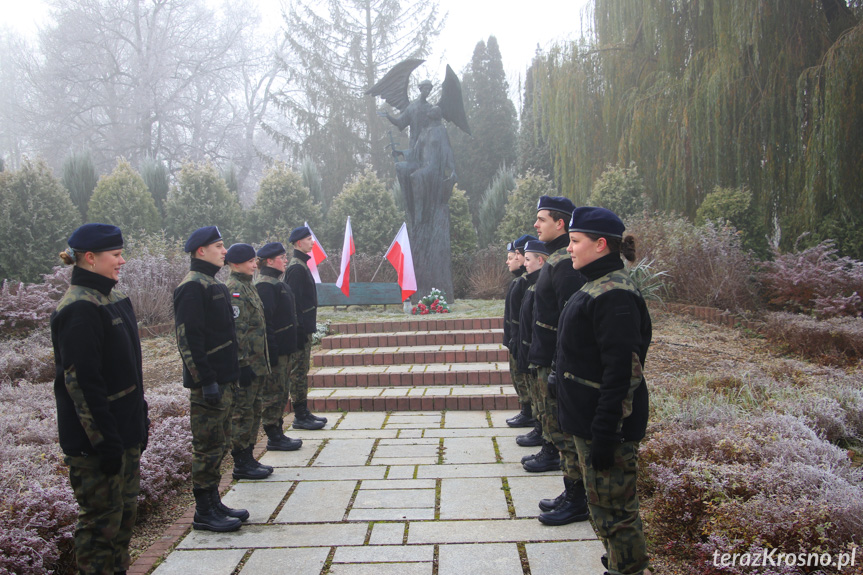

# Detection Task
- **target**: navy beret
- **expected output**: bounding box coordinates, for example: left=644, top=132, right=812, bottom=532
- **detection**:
left=256, top=242, right=286, bottom=260
left=226, top=243, right=256, bottom=264
left=569, top=207, right=625, bottom=239
left=513, top=234, right=537, bottom=252
left=288, top=226, right=311, bottom=243
left=184, top=226, right=222, bottom=253
left=536, top=195, right=576, bottom=215
left=524, top=239, right=550, bottom=256
left=68, top=223, right=124, bottom=252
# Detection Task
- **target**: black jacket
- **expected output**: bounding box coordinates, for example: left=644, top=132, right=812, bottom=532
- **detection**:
left=255, top=266, right=299, bottom=360
left=173, top=258, right=239, bottom=388
left=503, top=268, right=526, bottom=353
left=528, top=233, right=585, bottom=368
left=516, top=269, right=540, bottom=374
left=555, top=253, right=652, bottom=443
left=51, top=267, right=148, bottom=457
left=285, top=250, right=317, bottom=341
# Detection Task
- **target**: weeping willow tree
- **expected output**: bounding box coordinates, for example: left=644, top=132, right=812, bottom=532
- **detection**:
left=537, top=0, right=863, bottom=257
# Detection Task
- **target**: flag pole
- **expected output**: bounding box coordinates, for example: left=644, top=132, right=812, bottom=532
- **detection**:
left=369, top=257, right=386, bottom=283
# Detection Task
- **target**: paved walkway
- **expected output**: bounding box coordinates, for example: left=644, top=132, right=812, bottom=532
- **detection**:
left=150, top=410, right=604, bottom=575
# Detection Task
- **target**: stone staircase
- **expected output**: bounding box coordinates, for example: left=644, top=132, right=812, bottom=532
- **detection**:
left=305, top=317, right=520, bottom=413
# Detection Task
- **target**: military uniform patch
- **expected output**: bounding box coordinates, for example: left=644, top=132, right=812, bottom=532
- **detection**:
left=232, top=305, right=240, bottom=318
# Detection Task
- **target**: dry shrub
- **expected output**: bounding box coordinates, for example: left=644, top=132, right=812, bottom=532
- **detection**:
left=118, top=235, right=190, bottom=327
left=0, top=266, right=71, bottom=337
left=464, top=245, right=510, bottom=299
left=0, top=329, right=54, bottom=385
left=763, top=312, right=863, bottom=366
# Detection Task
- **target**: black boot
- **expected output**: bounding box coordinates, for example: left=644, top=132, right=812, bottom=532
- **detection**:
left=249, top=444, right=274, bottom=473
left=292, top=401, right=325, bottom=430
left=210, top=488, right=250, bottom=522
left=506, top=404, right=535, bottom=427
left=522, top=440, right=560, bottom=472
left=516, top=425, right=543, bottom=447
left=300, top=403, right=327, bottom=424
left=192, top=487, right=241, bottom=532
left=232, top=446, right=271, bottom=480
left=538, top=476, right=569, bottom=512
left=264, top=424, right=303, bottom=451
left=538, top=477, right=590, bottom=525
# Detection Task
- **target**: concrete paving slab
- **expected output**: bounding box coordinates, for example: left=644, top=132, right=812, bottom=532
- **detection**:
left=438, top=543, right=522, bottom=575
left=442, top=437, right=496, bottom=464
left=353, top=488, right=435, bottom=509
left=177, top=523, right=368, bottom=549
left=416, top=463, right=533, bottom=479
left=506, top=476, right=565, bottom=519
left=368, top=522, right=406, bottom=545
left=439, top=478, right=509, bottom=520
left=442, top=411, right=490, bottom=428
left=372, top=457, right=438, bottom=466
left=337, top=412, right=388, bottom=430
left=276, top=480, right=356, bottom=523
left=525, top=541, right=607, bottom=575
left=287, top=429, right=399, bottom=440
left=496, top=435, right=541, bottom=464
left=374, top=444, right=439, bottom=458
left=381, top=388, right=410, bottom=396
left=361, top=479, right=436, bottom=490
left=239, top=547, right=330, bottom=575
left=259, top=439, right=324, bottom=467
left=378, top=438, right=439, bottom=445
left=489, top=411, right=522, bottom=428
left=328, top=563, right=431, bottom=575
left=152, top=549, right=245, bottom=575
left=386, top=466, right=416, bottom=479
left=333, top=545, right=435, bottom=563
left=313, top=439, right=376, bottom=466
left=396, top=429, right=424, bottom=438
left=424, top=428, right=522, bottom=438
left=406, top=518, right=597, bottom=545
left=347, top=508, right=435, bottom=521
left=221, top=481, right=294, bottom=523
left=261, top=466, right=385, bottom=481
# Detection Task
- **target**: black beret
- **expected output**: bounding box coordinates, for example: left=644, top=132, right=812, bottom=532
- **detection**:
left=513, top=234, right=537, bottom=252
left=256, top=242, right=286, bottom=260
left=288, top=226, right=312, bottom=243
left=184, top=226, right=222, bottom=253
left=536, top=195, right=576, bottom=215
left=226, top=243, right=256, bottom=264
left=68, top=223, right=124, bottom=252
left=524, top=240, right=550, bottom=256
left=569, top=207, right=625, bottom=239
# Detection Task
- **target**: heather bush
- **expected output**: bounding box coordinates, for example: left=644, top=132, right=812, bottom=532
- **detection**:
left=117, top=233, right=189, bottom=327
left=758, top=240, right=863, bottom=318
left=0, top=266, right=70, bottom=336
left=762, top=312, right=863, bottom=366
left=0, top=328, right=54, bottom=385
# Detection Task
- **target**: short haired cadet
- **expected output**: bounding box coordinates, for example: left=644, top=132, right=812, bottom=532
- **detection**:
left=226, top=243, right=256, bottom=264
left=257, top=242, right=286, bottom=260
left=288, top=226, right=311, bottom=244
left=184, top=226, right=222, bottom=253
left=536, top=195, right=576, bottom=217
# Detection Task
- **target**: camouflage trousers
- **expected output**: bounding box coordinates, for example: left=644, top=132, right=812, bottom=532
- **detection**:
left=535, top=365, right=580, bottom=479
left=508, top=354, right=530, bottom=406
left=261, top=354, right=294, bottom=426
left=289, top=336, right=312, bottom=404
left=571, top=436, right=648, bottom=575
left=65, top=445, right=141, bottom=575
left=231, top=375, right=264, bottom=450
left=190, top=383, right=233, bottom=490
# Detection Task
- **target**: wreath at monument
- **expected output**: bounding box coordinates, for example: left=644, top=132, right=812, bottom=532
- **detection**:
left=411, top=288, right=450, bottom=315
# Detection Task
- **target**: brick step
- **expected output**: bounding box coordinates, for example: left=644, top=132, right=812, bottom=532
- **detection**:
left=309, top=362, right=511, bottom=388
left=312, top=343, right=508, bottom=367
left=321, top=329, right=503, bottom=349
left=304, top=385, right=519, bottom=412
left=328, top=317, right=503, bottom=335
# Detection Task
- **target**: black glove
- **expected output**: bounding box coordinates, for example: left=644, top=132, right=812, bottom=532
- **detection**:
left=100, top=453, right=123, bottom=476
left=202, top=382, right=222, bottom=406
left=239, top=366, right=254, bottom=387
left=142, top=417, right=151, bottom=453
left=547, top=371, right=559, bottom=399
left=590, top=437, right=617, bottom=472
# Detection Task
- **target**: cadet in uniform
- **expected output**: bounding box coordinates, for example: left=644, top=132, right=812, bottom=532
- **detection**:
left=528, top=196, right=590, bottom=527
left=557, top=207, right=652, bottom=575
left=284, top=226, right=327, bottom=429
left=256, top=241, right=309, bottom=446
left=515, top=240, right=547, bottom=451
left=504, top=234, right=536, bottom=428
left=52, top=223, right=148, bottom=575
left=173, top=226, right=247, bottom=532
left=225, top=243, right=273, bottom=480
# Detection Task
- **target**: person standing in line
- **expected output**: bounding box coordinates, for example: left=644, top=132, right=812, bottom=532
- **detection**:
left=255, top=241, right=309, bottom=447
left=505, top=234, right=537, bottom=428
left=557, top=207, right=652, bottom=575
left=284, top=226, right=327, bottom=429
left=225, top=243, right=274, bottom=480
left=173, top=226, right=247, bottom=532
left=51, top=223, right=149, bottom=575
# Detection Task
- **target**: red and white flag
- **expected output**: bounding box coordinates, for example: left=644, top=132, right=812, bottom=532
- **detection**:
left=335, top=217, right=354, bottom=297
left=304, top=221, right=327, bottom=283
left=385, top=222, right=417, bottom=302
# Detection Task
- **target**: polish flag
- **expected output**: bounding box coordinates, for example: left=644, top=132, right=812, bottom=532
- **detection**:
left=385, top=222, right=417, bottom=302
left=335, top=217, right=354, bottom=297
left=304, top=221, right=327, bottom=283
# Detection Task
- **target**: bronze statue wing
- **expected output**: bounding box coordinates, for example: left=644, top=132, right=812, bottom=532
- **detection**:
left=438, top=65, right=471, bottom=135
left=366, top=59, right=425, bottom=112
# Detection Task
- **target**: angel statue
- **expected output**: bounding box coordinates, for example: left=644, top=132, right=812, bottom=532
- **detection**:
left=367, top=60, right=471, bottom=302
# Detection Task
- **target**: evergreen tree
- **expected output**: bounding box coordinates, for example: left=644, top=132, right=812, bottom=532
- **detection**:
left=588, top=163, right=647, bottom=221
left=62, top=149, right=99, bottom=220
left=497, top=171, right=555, bottom=245
left=266, top=0, right=444, bottom=205
left=326, top=168, right=401, bottom=255
left=477, top=165, right=516, bottom=248
left=245, top=163, right=323, bottom=244
left=0, top=159, right=80, bottom=282
left=517, top=55, right=553, bottom=178
left=451, top=36, right=518, bottom=219
left=164, top=161, right=243, bottom=246
left=300, top=157, right=325, bottom=212
left=88, top=158, right=161, bottom=241
left=139, top=157, right=169, bottom=216
left=449, top=185, right=477, bottom=255
left=696, top=185, right=768, bottom=257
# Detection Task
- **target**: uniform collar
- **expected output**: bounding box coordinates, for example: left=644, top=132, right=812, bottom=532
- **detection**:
left=511, top=267, right=525, bottom=278
left=71, top=266, right=117, bottom=296
left=525, top=268, right=541, bottom=285
left=230, top=270, right=253, bottom=283
left=579, top=252, right=625, bottom=282
left=545, top=233, right=569, bottom=253
left=293, top=249, right=311, bottom=263
left=259, top=265, right=283, bottom=279
left=190, top=258, right=222, bottom=277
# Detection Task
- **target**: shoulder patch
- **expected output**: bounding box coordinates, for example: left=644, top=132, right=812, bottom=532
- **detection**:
left=233, top=305, right=240, bottom=318
left=580, top=269, right=639, bottom=299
